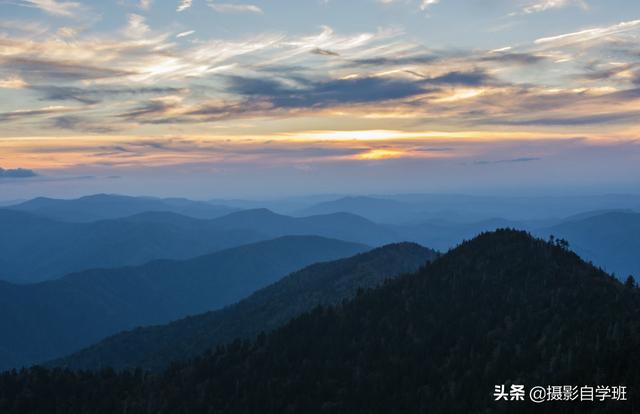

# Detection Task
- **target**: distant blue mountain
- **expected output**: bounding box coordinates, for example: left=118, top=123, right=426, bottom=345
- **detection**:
left=210, top=208, right=399, bottom=245
left=295, top=196, right=415, bottom=223
left=0, top=207, right=398, bottom=283
left=297, top=193, right=640, bottom=223
left=9, top=194, right=237, bottom=222
left=536, top=211, right=640, bottom=279
left=0, top=209, right=264, bottom=283
left=0, top=236, right=368, bottom=370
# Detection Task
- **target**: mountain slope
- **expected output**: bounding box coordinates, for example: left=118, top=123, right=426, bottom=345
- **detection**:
left=536, top=211, right=640, bottom=279
left=0, top=236, right=367, bottom=370
left=211, top=208, right=398, bottom=245
left=9, top=194, right=237, bottom=222
left=0, top=210, right=263, bottom=283
left=51, top=243, right=438, bottom=371
left=2, top=230, right=638, bottom=413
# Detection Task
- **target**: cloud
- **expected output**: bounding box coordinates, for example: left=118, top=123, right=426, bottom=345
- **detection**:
left=1, top=56, right=134, bottom=82
left=176, top=0, right=192, bottom=11
left=225, top=75, right=430, bottom=109
left=124, top=14, right=150, bottom=38
left=311, top=48, right=340, bottom=57
left=480, top=52, right=545, bottom=65
left=0, top=76, right=28, bottom=89
left=424, top=70, right=491, bottom=86
left=351, top=54, right=438, bottom=66
left=139, top=0, right=152, bottom=10
left=51, top=115, right=119, bottom=133
left=535, top=19, right=640, bottom=46
left=0, top=167, right=38, bottom=178
left=379, top=0, right=440, bottom=12
left=208, top=1, right=262, bottom=13
left=32, top=85, right=187, bottom=105
left=176, top=30, right=195, bottom=38
left=120, top=68, right=494, bottom=124
left=225, top=70, right=489, bottom=107
left=474, top=157, right=541, bottom=165
left=487, top=111, right=640, bottom=126
left=420, top=0, right=439, bottom=11
left=8, top=0, right=83, bottom=17
left=0, top=106, right=74, bottom=122
left=522, top=0, right=588, bottom=14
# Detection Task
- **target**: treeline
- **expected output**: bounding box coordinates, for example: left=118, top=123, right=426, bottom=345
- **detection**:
left=1, top=230, right=639, bottom=413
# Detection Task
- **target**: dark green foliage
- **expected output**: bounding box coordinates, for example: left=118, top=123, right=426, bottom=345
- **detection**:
left=51, top=243, right=437, bottom=371
left=2, top=230, right=639, bottom=413
left=0, top=236, right=367, bottom=370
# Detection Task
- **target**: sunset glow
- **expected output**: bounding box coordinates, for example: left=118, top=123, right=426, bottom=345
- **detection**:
left=0, top=0, right=638, bottom=197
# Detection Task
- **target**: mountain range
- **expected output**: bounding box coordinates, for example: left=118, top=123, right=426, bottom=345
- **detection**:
left=209, top=208, right=397, bottom=246
left=2, top=230, right=638, bottom=413
left=7, top=194, right=237, bottom=222
left=294, top=194, right=640, bottom=224
left=0, top=236, right=367, bottom=370
left=50, top=242, right=437, bottom=371
left=0, top=209, right=263, bottom=283
left=0, top=206, right=397, bottom=283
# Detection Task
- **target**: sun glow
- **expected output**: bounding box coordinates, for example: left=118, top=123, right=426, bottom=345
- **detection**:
left=355, top=149, right=406, bottom=160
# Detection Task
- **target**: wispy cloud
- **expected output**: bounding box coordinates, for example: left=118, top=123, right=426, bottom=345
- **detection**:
left=176, top=0, right=192, bottom=11
left=0, top=106, right=75, bottom=122
left=176, top=30, right=195, bottom=38
left=535, top=19, right=640, bottom=46
left=420, top=0, right=440, bottom=11
left=0, top=76, right=28, bottom=89
left=9, top=0, right=83, bottom=17
left=51, top=115, right=119, bottom=133
left=139, top=0, right=153, bottom=10
left=522, top=0, right=588, bottom=14
left=124, top=14, right=150, bottom=38
left=474, top=157, right=541, bottom=165
left=208, top=1, right=262, bottom=13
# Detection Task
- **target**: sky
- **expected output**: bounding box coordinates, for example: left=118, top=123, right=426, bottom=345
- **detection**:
left=0, top=0, right=639, bottom=199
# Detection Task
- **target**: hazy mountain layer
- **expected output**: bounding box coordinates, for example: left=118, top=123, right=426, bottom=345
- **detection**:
left=0, top=236, right=367, bottom=370
left=0, top=207, right=395, bottom=283
left=0, top=210, right=263, bottom=283
left=51, top=242, right=437, bottom=371
left=536, top=211, right=640, bottom=279
left=9, top=194, right=237, bottom=222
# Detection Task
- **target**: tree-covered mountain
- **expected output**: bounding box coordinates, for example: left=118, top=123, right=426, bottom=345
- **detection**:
left=2, top=230, right=638, bottom=413
left=536, top=211, right=640, bottom=279
left=51, top=243, right=438, bottom=371
left=0, top=209, right=264, bottom=283
left=8, top=194, right=237, bottom=222
left=0, top=236, right=367, bottom=370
